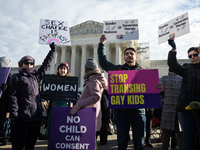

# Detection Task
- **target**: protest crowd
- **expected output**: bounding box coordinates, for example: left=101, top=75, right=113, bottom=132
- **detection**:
left=0, top=18, right=200, bottom=150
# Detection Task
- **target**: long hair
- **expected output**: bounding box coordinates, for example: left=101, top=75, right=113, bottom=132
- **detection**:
left=56, top=64, right=71, bottom=76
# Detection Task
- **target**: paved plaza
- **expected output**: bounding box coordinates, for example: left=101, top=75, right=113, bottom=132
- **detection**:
left=0, top=133, right=162, bottom=150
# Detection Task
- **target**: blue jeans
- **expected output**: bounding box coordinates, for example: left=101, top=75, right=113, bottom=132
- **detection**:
left=181, top=112, right=200, bottom=150
left=116, top=111, right=146, bottom=150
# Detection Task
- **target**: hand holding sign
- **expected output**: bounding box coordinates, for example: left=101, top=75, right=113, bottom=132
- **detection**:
left=155, top=83, right=164, bottom=92
left=49, top=42, right=56, bottom=52
left=168, top=38, right=176, bottom=50
left=0, top=83, right=7, bottom=91
left=100, top=35, right=106, bottom=44
left=70, top=104, right=80, bottom=115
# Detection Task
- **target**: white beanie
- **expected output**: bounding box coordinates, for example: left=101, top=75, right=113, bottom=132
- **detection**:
left=0, top=57, right=11, bottom=68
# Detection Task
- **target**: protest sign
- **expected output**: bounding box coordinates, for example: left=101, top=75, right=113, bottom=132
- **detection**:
left=0, top=67, right=10, bottom=98
left=49, top=107, right=96, bottom=150
left=39, top=19, right=71, bottom=45
left=40, top=75, right=78, bottom=102
left=108, top=69, right=161, bottom=109
left=158, top=12, right=190, bottom=44
left=103, top=19, right=139, bottom=41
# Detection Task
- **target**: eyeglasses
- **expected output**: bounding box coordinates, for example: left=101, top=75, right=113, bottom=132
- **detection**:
left=23, top=61, right=34, bottom=65
left=188, top=53, right=198, bottom=58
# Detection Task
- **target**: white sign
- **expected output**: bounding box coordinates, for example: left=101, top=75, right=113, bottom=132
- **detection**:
left=103, top=19, right=139, bottom=41
left=158, top=12, right=190, bottom=44
left=39, top=19, right=71, bottom=45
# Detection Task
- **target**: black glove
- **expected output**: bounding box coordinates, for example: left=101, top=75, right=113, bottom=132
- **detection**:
left=168, top=39, right=176, bottom=49
left=0, top=83, right=8, bottom=91
left=49, top=42, right=55, bottom=52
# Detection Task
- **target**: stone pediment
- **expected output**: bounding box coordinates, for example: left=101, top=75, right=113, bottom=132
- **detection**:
left=70, top=20, right=103, bottom=36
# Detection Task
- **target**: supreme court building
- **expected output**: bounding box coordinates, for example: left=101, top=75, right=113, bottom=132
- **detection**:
left=48, top=20, right=151, bottom=91
left=10, top=20, right=189, bottom=92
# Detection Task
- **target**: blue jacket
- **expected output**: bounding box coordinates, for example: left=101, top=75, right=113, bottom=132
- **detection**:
left=98, top=43, right=145, bottom=114
left=9, top=50, right=55, bottom=122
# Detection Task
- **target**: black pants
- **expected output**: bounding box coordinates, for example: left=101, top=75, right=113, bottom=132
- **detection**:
left=11, top=120, right=41, bottom=150
left=96, top=119, right=109, bottom=145
left=145, top=108, right=153, bottom=143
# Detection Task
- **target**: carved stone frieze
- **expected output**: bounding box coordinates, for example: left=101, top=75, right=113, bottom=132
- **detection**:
left=70, top=20, right=103, bottom=36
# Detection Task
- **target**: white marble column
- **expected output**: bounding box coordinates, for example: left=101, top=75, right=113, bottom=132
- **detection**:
left=80, top=45, right=86, bottom=89
left=70, top=45, right=76, bottom=76
left=116, top=43, right=121, bottom=64
left=93, top=44, right=98, bottom=63
left=56, top=50, right=61, bottom=67
left=50, top=55, right=56, bottom=74
left=127, top=41, right=132, bottom=48
left=61, top=46, right=66, bottom=62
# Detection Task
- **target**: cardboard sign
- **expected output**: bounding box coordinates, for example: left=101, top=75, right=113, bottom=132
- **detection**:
left=158, top=12, right=190, bottom=44
left=103, top=19, right=139, bottom=41
left=49, top=107, right=96, bottom=150
left=0, top=67, right=10, bottom=98
left=40, top=75, right=78, bottom=101
left=108, top=69, right=161, bottom=109
left=39, top=19, right=71, bottom=45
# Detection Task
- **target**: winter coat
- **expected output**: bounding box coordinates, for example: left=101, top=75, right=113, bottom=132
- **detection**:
left=77, top=70, right=107, bottom=131
left=168, top=50, right=200, bottom=113
left=9, top=50, right=55, bottom=122
left=97, top=43, right=145, bottom=114
left=160, top=73, right=182, bottom=131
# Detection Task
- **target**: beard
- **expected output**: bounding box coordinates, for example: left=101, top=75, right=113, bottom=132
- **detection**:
left=126, top=60, right=133, bottom=63
left=125, top=58, right=134, bottom=63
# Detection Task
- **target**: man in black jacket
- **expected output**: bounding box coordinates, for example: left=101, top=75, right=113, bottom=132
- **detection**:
left=167, top=38, right=200, bottom=150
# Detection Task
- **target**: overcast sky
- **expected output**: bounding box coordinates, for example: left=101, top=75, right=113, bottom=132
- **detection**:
left=0, top=0, right=200, bottom=66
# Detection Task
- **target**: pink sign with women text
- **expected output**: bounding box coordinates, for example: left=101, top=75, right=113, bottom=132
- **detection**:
left=108, top=69, right=161, bottom=109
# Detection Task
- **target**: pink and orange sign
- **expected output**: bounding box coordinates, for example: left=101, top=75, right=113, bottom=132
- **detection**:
left=108, top=69, right=161, bottom=109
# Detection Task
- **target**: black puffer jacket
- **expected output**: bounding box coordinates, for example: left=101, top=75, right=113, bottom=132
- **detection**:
left=9, top=50, right=55, bottom=122
left=168, top=50, right=200, bottom=112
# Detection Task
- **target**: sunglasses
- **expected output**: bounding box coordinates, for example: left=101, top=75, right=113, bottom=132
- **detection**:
left=23, top=61, right=34, bottom=65
left=188, top=53, right=198, bottom=58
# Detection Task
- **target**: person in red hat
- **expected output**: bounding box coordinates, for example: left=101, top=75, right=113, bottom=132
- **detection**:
left=56, top=62, right=70, bottom=77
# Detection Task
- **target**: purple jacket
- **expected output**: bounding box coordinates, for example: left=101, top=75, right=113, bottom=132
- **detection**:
left=9, top=50, right=55, bottom=122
